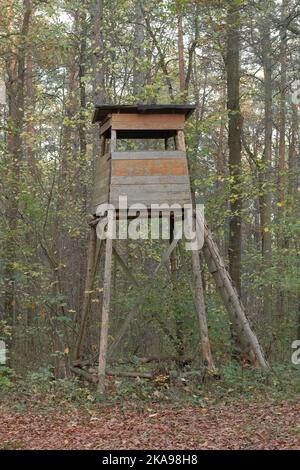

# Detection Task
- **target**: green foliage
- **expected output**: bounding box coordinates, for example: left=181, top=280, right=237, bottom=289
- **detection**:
left=212, top=363, right=300, bottom=401
left=0, top=366, right=15, bottom=389
left=0, top=321, right=12, bottom=341
left=0, top=0, right=299, bottom=408
left=0, top=367, right=95, bottom=410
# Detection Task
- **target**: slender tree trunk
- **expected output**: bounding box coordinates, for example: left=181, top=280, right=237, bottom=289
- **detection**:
left=90, top=0, right=106, bottom=104
left=90, top=0, right=107, bottom=194
left=288, top=103, right=298, bottom=199
left=177, top=130, right=215, bottom=370
left=216, top=97, right=225, bottom=179
left=4, top=0, right=32, bottom=320
left=76, top=225, right=97, bottom=360
left=278, top=0, right=288, bottom=212
left=79, top=5, right=88, bottom=205
left=288, top=102, right=298, bottom=327
left=276, top=0, right=288, bottom=318
left=260, top=9, right=273, bottom=318
left=133, top=0, right=145, bottom=98
left=226, top=1, right=243, bottom=296
left=76, top=5, right=89, bottom=324
left=25, top=44, right=37, bottom=174
left=178, top=13, right=185, bottom=95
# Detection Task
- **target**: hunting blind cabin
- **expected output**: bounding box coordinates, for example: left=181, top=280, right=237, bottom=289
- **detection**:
left=74, top=104, right=269, bottom=394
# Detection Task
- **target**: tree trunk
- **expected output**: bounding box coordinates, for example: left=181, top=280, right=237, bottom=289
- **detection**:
left=90, top=0, right=106, bottom=104
left=191, top=249, right=216, bottom=371
left=278, top=0, right=288, bottom=212
left=226, top=1, right=243, bottom=296
left=133, top=0, right=145, bottom=98
left=75, top=224, right=98, bottom=360
left=177, top=13, right=185, bottom=95
left=4, top=0, right=32, bottom=321
left=288, top=103, right=298, bottom=199
left=260, top=9, right=273, bottom=318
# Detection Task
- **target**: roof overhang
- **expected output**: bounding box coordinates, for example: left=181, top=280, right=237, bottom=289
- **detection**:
left=92, top=104, right=196, bottom=124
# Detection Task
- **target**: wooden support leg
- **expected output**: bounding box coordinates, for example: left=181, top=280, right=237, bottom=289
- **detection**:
left=170, top=216, right=185, bottom=365
left=191, top=249, right=216, bottom=371
left=75, top=223, right=97, bottom=360
left=97, top=237, right=113, bottom=394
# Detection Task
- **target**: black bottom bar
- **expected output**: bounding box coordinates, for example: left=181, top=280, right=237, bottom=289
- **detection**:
left=0, top=450, right=299, bottom=466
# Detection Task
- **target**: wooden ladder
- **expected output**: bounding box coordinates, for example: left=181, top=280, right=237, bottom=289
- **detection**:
left=202, top=221, right=269, bottom=371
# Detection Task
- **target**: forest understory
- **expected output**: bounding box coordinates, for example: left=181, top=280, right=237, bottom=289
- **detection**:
left=1, top=364, right=300, bottom=450
left=1, top=0, right=300, bottom=453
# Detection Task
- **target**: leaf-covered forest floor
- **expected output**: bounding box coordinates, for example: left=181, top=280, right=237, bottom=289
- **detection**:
left=1, top=364, right=299, bottom=449
left=0, top=399, right=300, bottom=450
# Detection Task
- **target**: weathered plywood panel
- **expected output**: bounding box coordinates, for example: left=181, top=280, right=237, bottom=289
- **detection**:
left=111, top=175, right=190, bottom=186
left=111, top=183, right=190, bottom=195
left=111, top=151, right=185, bottom=160
left=92, top=156, right=110, bottom=212
left=111, top=158, right=189, bottom=177
left=94, top=162, right=110, bottom=190
left=95, top=154, right=110, bottom=170
left=93, top=183, right=110, bottom=202
left=93, top=191, right=109, bottom=205
left=111, top=113, right=184, bottom=131
left=110, top=191, right=191, bottom=207
left=92, top=188, right=110, bottom=216
left=95, top=166, right=110, bottom=186
left=116, top=208, right=184, bottom=218
left=110, top=183, right=191, bottom=207
left=96, top=176, right=110, bottom=193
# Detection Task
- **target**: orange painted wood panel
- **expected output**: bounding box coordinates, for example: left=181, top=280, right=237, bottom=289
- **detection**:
left=111, top=113, right=184, bottom=130
left=112, top=158, right=189, bottom=177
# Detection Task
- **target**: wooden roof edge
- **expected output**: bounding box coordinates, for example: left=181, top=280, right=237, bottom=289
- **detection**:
left=92, top=104, right=196, bottom=123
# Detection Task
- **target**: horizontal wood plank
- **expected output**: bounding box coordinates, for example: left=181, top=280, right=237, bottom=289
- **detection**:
left=110, top=192, right=191, bottom=207
left=111, top=184, right=191, bottom=195
left=111, top=175, right=190, bottom=185
left=112, top=158, right=189, bottom=177
left=111, top=151, right=185, bottom=160
left=110, top=183, right=191, bottom=207
left=115, top=208, right=185, bottom=218
left=111, top=113, right=184, bottom=130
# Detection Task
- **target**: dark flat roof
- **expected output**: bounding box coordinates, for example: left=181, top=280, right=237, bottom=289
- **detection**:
left=93, top=104, right=196, bottom=123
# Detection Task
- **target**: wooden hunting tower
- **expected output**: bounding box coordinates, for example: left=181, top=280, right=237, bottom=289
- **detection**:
left=91, top=104, right=195, bottom=215
left=74, top=104, right=269, bottom=395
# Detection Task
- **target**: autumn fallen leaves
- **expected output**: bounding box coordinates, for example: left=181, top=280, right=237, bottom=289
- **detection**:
left=0, top=399, right=299, bottom=450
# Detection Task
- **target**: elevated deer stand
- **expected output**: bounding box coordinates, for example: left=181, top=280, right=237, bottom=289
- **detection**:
left=75, top=105, right=269, bottom=394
